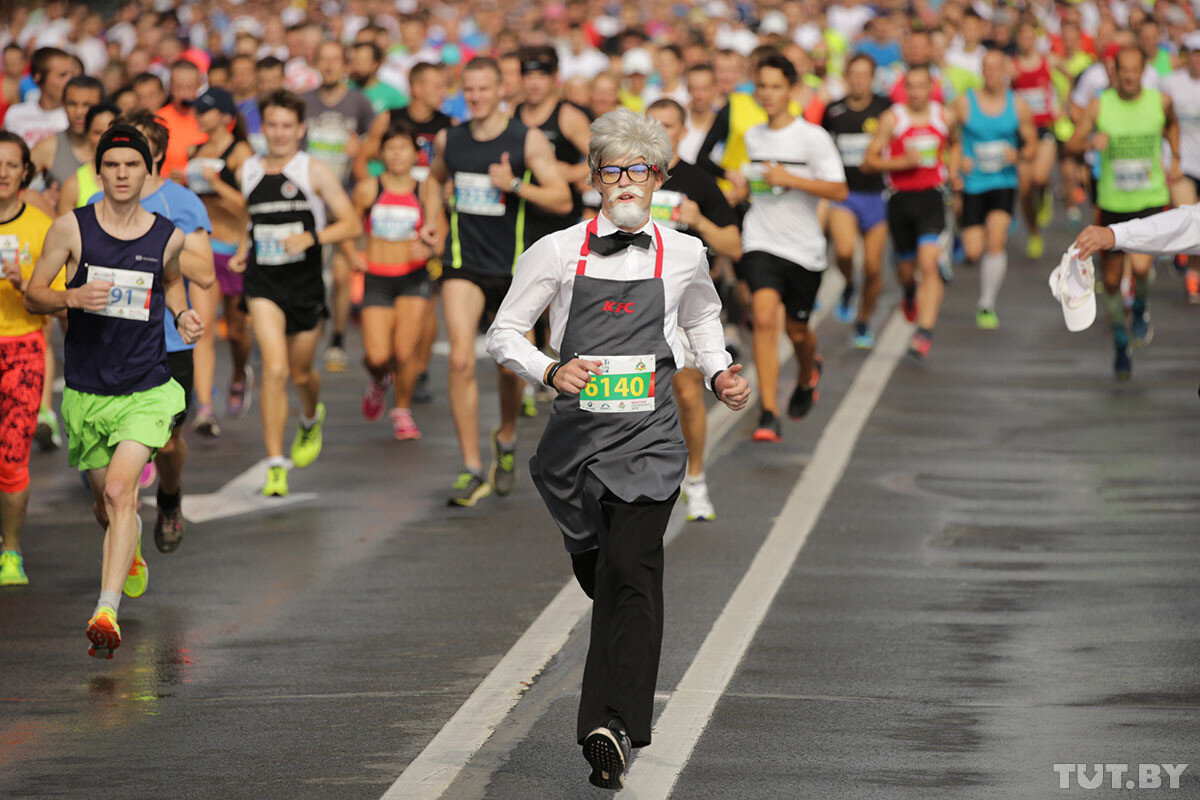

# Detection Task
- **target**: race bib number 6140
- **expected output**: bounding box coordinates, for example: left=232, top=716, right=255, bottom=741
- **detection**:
left=579, top=354, right=655, bottom=413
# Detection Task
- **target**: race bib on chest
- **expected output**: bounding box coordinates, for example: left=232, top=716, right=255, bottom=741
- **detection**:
left=742, top=162, right=782, bottom=196
left=308, top=120, right=351, bottom=174
left=974, top=140, right=1010, bottom=174
left=579, top=354, right=655, bottom=413
left=453, top=172, right=505, bottom=216
left=905, top=134, right=941, bottom=168
left=410, top=165, right=431, bottom=183
left=837, top=132, right=871, bottom=168
left=0, top=234, right=19, bottom=268
left=254, top=222, right=306, bottom=266
left=1018, top=87, right=1048, bottom=115
left=186, top=157, right=225, bottom=194
left=1112, top=158, right=1152, bottom=192
left=86, top=264, right=152, bottom=322
left=370, top=204, right=420, bottom=242
left=650, top=189, right=685, bottom=229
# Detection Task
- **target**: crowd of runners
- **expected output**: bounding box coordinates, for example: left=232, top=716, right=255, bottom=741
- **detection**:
left=3, top=0, right=1200, bottom=787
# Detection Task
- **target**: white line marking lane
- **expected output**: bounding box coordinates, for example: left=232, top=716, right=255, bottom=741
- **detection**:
left=617, top=309, right=912, bottom=799
left=380, top=274, right=849, bottom=800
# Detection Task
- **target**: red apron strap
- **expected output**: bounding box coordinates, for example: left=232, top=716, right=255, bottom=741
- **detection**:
left=652, top=224, right=664, bottom=279
left=576, top=216, right=599, bottom=275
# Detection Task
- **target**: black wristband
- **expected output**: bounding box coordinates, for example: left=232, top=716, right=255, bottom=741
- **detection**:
left=174, top=309, right=187, bottom=328
left=546, top=361, right=563, bottom=389
left=709, top=369, right=725, bottom=399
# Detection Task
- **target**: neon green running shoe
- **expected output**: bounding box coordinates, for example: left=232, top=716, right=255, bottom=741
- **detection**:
left=1025, top=233, right=1044, bottom=260
left=1037, top=190, right=1053, bottom=229
left=291, top=402, right=326, bottom=468
left=976, top=309, right=999, bottom=330
left=123, top=517, right=148, bottom=598
left=262, top=465, right=289, bottom=497
left=0, top=550, right=28, bottom=586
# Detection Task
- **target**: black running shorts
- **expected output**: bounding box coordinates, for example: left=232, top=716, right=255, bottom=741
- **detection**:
left=738, top=250, right=823, bottom=323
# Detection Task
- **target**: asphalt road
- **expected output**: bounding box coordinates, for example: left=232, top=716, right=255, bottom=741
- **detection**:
left=2, top=218, right=1198, bottom=799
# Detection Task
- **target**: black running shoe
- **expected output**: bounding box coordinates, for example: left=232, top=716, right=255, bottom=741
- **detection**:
left=583, top=719, right=632, bottom=791
left=752, top=409, right=782, bottom=442
left=412, top=372, right=433, bottom=404
left=788, top=356, right=822, bottom=419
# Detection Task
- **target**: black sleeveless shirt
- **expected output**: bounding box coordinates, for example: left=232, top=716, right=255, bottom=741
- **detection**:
left=516, top=100, right=584, bottom=248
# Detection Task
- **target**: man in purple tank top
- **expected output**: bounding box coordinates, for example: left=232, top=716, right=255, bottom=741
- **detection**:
left=24, top=124, right=203, bottom=660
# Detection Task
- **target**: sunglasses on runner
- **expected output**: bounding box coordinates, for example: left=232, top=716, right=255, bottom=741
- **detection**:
left=595, top=163, right=659, bottom=184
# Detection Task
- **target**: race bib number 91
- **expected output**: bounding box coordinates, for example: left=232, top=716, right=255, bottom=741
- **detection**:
left=254, top=222, right=305, bottom=266
left=579, top=354, right=655, bottom=413
left=86, top=264, right=151, bottom=322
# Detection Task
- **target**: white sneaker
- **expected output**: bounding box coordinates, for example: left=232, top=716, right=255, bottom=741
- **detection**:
left=682, top=475, right=715, bottom=522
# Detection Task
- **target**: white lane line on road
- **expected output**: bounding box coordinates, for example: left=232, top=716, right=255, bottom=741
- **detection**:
left=617, top=309, right=912, bottom=799
left=167, top=459, right=317, bottom=523
left=380, top=275, right=846, bottom=800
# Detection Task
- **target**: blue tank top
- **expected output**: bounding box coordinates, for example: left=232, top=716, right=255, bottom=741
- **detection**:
left=962, top=89, right=1020, bottom=194
left=65, top=205, right=176, bottom=396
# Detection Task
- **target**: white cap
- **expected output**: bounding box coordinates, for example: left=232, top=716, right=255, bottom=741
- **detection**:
left=1185, top=31, right=1200, bottom=52
left=622, top=47, right=654, bottom=76
left=759, top=10, right=789, bottom=36
left=1049, top=247, right=1097, bottom=332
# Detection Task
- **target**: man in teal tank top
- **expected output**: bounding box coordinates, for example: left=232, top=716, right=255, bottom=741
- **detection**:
left=1067, top=47, right=1181, bottom=380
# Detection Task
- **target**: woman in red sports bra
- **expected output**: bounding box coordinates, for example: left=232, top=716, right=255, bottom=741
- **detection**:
left=349, top=123, right=433, bottom=441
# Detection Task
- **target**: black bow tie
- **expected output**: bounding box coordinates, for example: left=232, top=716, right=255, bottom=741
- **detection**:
left=589, top=230, right=652, bottom=256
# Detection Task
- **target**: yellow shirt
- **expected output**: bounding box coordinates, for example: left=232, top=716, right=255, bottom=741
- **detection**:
left=0, top=203, right=62, bottom=338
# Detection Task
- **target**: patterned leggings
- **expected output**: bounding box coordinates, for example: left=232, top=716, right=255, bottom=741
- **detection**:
left=0, top=330, right=45, bottom=493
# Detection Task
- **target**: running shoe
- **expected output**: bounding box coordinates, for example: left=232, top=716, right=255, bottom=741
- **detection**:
left=752, top=410, right=782, bottom=443
left=193, top=405, right=221, bottom=438
left=788, top=356, right=822, bottom=420
left=123, top=517, right=148, bottom=599
left=86, top=606, right=121, bottom=660
left=362, top=377, right=391, bottom=422
left=262, top=465, right=289, bottom=497
left=682, top=475, right=715, bottom=522
left=976, top=309, right=999, bottom=330
left=834, top=283, right=855, bottom=323
left=901, top=293, right=918, bottom=323
left=1066, top=206, right=1083, bottom=229
left=0, top=550, right=28, bottom=586
left=34, top=408, right=62, bottom=452
left=412, top=371, right=433, bottom=403
left=583, top=720, right=632, bottom=791
left=390, top=408, right=421, bottom=440
left=1037, top=191, right=1053, bottom=228
left=1025, top=233, right=1044, bottom=260
left=139, top=461, right=157, bottom=489
left=1114, top=344, right=1132, bottom=381
left=448, top=469, right=491, bottom=507
left=290, top=402, right=326, bottom=468
left=1130, top=311, right=1154, bottom=347
left=521, top=390, right=538, bottom=418
left=908, top=330, right=933, bottom=360
left=490, top=429, right=517, bottom=496
left=226, top=366, right=254, bottom=418
left=324, top=345, right=348, bottom=373
left=1187, top=270, right=1200, bottom=304
left=1174, top=253, right=1189, bottom=278
left=852, top=322, right=874, bottom=349
left=154, top=501, right=184, bottom=554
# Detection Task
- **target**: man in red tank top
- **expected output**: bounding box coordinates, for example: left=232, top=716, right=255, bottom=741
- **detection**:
left=1012, top=21, right=1060, bottom=260
left=865, top=65, right=959, bottom=360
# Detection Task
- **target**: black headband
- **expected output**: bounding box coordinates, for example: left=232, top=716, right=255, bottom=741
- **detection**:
left=521, top=59, right=556, bottom=75
left=95, top=124, right=154, bottom=174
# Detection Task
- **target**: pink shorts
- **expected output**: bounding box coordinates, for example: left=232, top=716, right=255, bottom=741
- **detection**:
left=213, top=244, right=243, bottom=296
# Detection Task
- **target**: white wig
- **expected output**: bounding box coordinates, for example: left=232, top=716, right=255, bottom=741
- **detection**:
left=586, top=107, right=672, bottom=185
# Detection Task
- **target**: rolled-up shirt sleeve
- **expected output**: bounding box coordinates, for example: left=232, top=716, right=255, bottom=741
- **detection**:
left=486, top=235, right=560, bottom=387
left=677, top=250, right=731, bottom=387
left=1110, top=204, right=1200, bottom=256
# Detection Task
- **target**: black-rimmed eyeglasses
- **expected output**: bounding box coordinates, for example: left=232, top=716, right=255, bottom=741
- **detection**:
left=595, top=163, right=659, bottom=184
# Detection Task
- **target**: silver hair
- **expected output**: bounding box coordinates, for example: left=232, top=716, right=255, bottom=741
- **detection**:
left=586, top=107, right=672, bottom=185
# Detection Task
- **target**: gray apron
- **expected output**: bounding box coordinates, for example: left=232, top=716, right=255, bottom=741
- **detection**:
left=530, top=217, right=688, bottom=554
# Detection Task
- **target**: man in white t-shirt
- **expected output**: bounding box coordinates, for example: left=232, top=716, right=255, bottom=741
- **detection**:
left=734, top=54, right=847, bottom=443
left=3, top=46, right=71, bottom=148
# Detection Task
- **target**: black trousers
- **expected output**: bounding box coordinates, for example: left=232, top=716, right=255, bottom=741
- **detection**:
left=572, top=489, right=678, bottom=749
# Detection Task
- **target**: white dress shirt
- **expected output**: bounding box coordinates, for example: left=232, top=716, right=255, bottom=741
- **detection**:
left=1110, top=203, right=1200, bottom=255
left=486, top=212, right=732, bottom=390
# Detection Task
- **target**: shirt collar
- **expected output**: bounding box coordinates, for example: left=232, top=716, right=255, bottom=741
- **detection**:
left=596, top=210, right=658, bottom=247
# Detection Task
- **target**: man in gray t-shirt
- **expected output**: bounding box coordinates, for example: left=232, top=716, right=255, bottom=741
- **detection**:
left=301, top=41, right=377, bottom=372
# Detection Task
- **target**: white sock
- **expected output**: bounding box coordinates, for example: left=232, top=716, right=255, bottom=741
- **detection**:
left=979, top=251, right=1007, bottom=310
left=96, top=590, right=121, bottom=616
left=267, top=455, right=287, bottom=468
left=300, top=412, right=318, bottom=428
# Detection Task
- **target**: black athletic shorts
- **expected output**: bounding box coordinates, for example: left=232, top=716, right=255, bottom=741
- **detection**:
left=738, top=250, right=823, bottom=323
left=362, top=270, right=431, bottom=307
left=1098, top=206, right=1166, bottom=254
left=241, top=292, right=329, bottom=335
left=961, top=188, right=1016, bottom=228
left=887, top=188, right=945, bottom=260
left=167, top=349, right=194, bottom=430
left=441, top=270, right=513, bottom=330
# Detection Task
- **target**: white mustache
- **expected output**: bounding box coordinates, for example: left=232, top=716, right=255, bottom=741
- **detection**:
left=605, top=185, right=646, bottom=202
